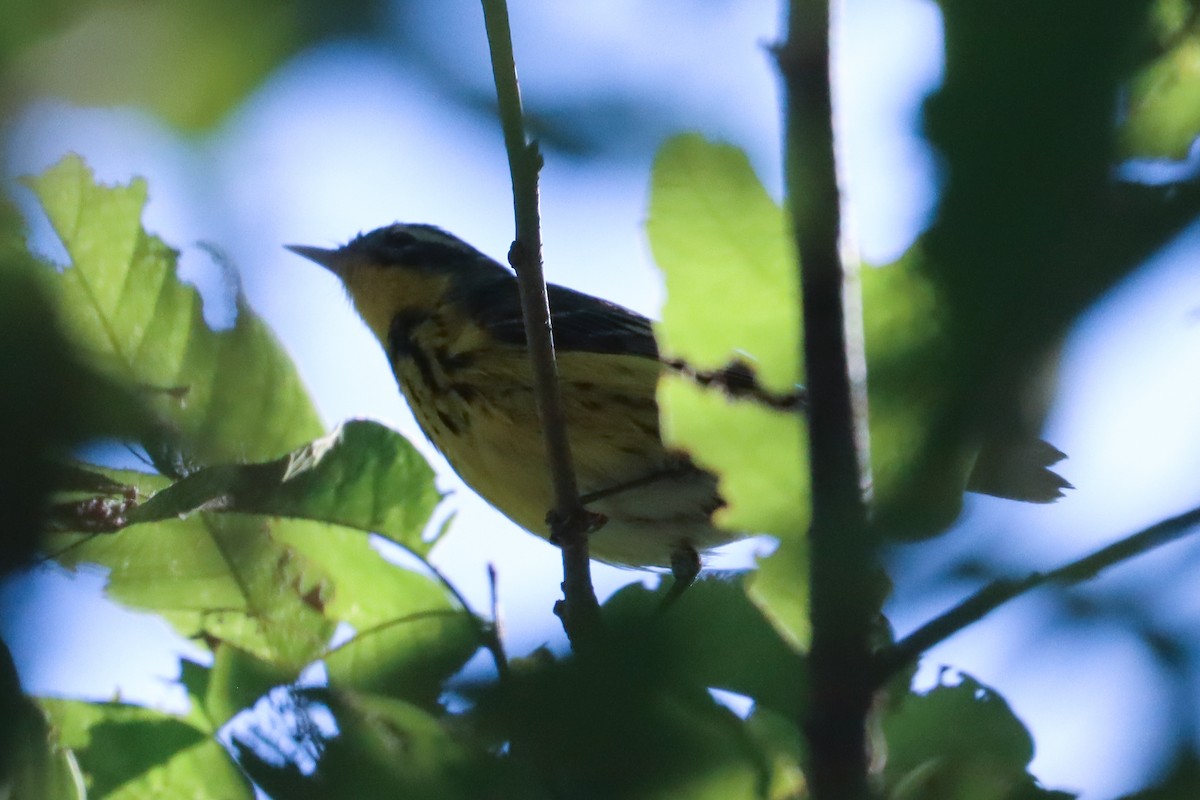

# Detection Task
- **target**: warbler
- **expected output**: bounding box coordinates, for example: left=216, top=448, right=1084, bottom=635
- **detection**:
left=288, top=223, right=728, bottom=588
left=288, top=223, right=1069, bottom=587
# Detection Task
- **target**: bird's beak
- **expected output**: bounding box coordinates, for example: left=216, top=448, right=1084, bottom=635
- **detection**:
left=285, top=244, right=346, bottom=277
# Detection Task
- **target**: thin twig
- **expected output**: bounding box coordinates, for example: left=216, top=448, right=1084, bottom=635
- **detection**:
left=480, top=0, right=601, bottom=645
left=779, top=0, right=876, bottom=797
left=874, top=504, right=1200, bottom=685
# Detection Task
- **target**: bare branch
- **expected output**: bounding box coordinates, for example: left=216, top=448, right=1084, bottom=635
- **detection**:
left=480, top=0, right=601, bottom=645
left=779, top=0, right=877, bottom=797
left=875, top=504, right=1200, bottom=685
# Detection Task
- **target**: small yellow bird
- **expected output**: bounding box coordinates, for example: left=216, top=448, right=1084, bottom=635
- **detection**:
left=288, top=223, right=1069, bottom=589
left=288, top=223, right=730, bottom=588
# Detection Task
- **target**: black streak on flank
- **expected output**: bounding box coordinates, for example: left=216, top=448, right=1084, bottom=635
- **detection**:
left=437, top=409, right=461, bottom=435
left=449, top=383, right=479, bottom=402
left=388, top=311, right=438, bottom=388
left=388, top=310, right=427, bottom=357
left=436, top=348, right=475, bottom=373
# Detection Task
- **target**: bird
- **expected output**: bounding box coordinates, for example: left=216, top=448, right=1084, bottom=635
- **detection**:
left=287, top=223, right=734, bottom=593
left=287, top=223, right=1070, bottom=592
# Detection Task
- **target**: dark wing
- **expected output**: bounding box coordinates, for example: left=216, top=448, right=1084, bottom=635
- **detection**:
left=456, top=275, right=659, bottom=360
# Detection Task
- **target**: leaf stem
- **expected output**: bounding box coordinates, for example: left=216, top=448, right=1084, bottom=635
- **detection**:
left=480, top=0, right=601, bottom=646
left=779, top=0, right=877, bottom=797
left=875, top=503, right=1200, bottom=684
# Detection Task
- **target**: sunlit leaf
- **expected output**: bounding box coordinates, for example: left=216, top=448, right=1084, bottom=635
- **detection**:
left=648, top=133, right=800, bottom=391
left=745, top=537, right=811, bottom=651
left=658, top=377, right=807, bottom=540
left=204, top=645, right=297, bottom=729
left=282, top=528, right=483, bottom=704
left=39, top=698, right=252, bottom=799
left=25, top=155, right=323, bottom=467
left=648, top=135, right=811, bottom=648
left=50, top=513, right=335, bottom=670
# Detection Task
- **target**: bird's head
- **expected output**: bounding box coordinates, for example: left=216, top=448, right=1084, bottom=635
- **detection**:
left=287, top=223, right=508, bottom=343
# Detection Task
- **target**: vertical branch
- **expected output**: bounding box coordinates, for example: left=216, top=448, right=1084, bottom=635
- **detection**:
left=778, top=1, right=876, bottom=799
left=480, top=0, right=601, bottom=645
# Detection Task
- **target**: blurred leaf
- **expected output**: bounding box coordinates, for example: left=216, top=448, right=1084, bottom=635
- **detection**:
left=860, top=252, right=945, bottom=509
left=1119, top=755, right=1200, bottom=799
left=130, top=419, right=445, bottom=556
left=1122, top=0, right=1200, bottom=158
left=8, top=0, right=299, bottom=129
left=40, top=697, right=252, bottom=799
left=474, top=644, right=776, bottom=800
left=744, top=707, right=807, bottom=799
left=25, top=154, right=324, bottom=467
left=0, top=640, right=87, bottom=800
left=321, top=690, right=487, bottom=798
left=604, top=574, right=806, bottom=717
left=920, top=0, right=1158, bottom=506
left=883, top=672, right=1075, bottom=800
left=232, top=686, right=495, bottom=800
left=0, top=0, right=87, bottom=64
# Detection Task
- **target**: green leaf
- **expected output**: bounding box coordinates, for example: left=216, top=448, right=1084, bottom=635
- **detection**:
left=657, top=377, right=807, bottom=540
left=324, top=611, right=482, bottom=705
left=0, top=240, right=146, bottom=570
left=603, top=574, right=806, bottom=717
left=1121, top=1, right=1200, bottom=159
left=883, top=672, right=1075, bottom=800
left=50, top=513, right=335, bottom=670
left=129, top=419, right=445, bottom=556
left=232, top=687, right=493, bottom=800
left=1119, top=755, right=1200, bottom=799
left=648, top=135, right=810, bottom=648
left=476, top=646, right=774, bottom=799
left=743, top=707, right=807, bottom=800
left=648, top=133, right=800, bottom=392
left=282, top=527, right=482, bottom=704
left=745, top=536, right=811, bottom=651
left=204, top=645, right=297, bottom=729
left=39, top=698, right=252, bottom=799
left=0, top=640, right=87, bottom=800
left=25, top=154, right=324, bottom=467
left=9, top=0, right=301, bottom=129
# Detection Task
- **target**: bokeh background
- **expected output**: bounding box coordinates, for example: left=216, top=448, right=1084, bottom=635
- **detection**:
left=2, top=1, right=1200, bottom=797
